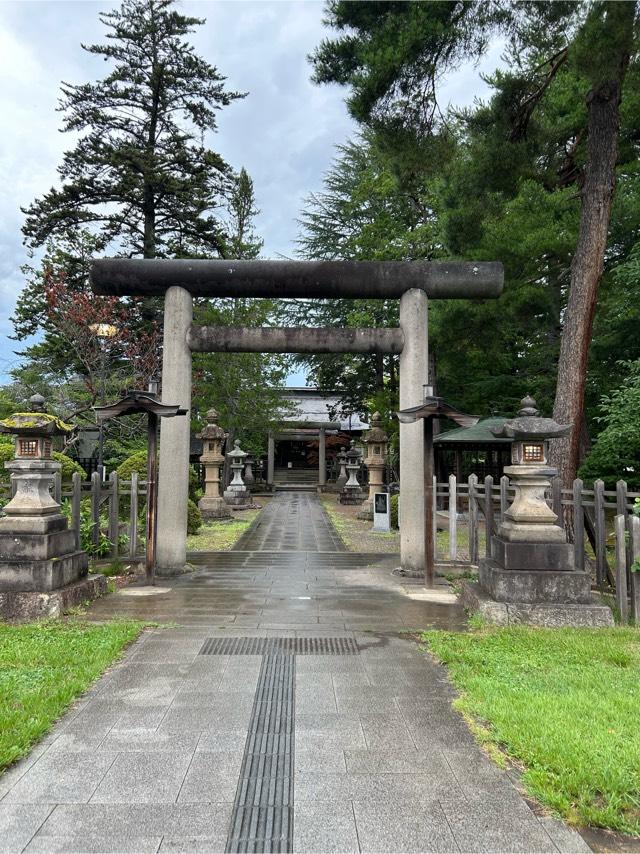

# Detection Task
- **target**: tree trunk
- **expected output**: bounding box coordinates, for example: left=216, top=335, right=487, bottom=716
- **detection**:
left=550, top=1, right=635, bottom=487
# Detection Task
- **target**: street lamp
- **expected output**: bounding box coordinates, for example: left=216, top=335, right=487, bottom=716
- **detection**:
left=89, top=323, right=118, bottom=478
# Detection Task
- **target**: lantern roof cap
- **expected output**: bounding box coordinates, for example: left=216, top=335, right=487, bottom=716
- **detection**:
left=491, top=397, right=571, bottom=441
left=197, top=408, right=226, bottom=441
left=0, top=396, right=74, bottom=437
left=230, top=439, right=248, bottom=460
left=365, top=412, right=388, bottom=443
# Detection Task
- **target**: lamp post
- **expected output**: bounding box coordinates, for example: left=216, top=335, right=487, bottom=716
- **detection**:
left=89, top=322, right=118, bottom=478
left=397, top=391, right=478, bottom=587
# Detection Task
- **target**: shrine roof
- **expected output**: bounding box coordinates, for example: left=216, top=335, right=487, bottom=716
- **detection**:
left=434, top=417, right=512, bottom=444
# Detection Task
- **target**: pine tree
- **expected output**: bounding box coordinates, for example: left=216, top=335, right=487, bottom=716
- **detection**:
left=22, top=0, right=244, bottom=260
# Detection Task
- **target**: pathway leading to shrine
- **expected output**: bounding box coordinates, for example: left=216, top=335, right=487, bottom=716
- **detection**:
left=0, top=492, right=589, bottom=853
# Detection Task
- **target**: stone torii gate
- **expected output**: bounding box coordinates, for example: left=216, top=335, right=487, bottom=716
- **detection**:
left=91, top=259, right=503, bottom=576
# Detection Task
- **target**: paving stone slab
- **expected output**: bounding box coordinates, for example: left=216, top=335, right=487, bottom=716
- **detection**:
left=38, top=804, right=234, bottom=838
left=353, top=801, right=460, bottom=853
left=24, top=835, right=162, bottom=853
left=90, top=752, right=192, bottom=804
left=294, top=801, right=360, bottom=853
left=0, top=804, right=53, bottom=854
left=3, top=753, right=117, bottom=805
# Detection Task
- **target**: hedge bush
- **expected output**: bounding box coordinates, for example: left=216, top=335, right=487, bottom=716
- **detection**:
left=390, top=494, right=399, bottom=529
left=116, top=450, right=148, bottom=480
left=187, top=498, right=202, bottom=534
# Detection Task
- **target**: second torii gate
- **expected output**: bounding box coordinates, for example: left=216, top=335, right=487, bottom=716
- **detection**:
left=91, top=259, right=503, bottom=576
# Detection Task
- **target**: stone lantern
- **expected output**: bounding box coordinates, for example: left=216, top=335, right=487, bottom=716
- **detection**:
left=223, top=439, right=251, bottom=508
left=339, top=441, right=364, bottom=505
left=197, top=409, right=230, bottom=520
left=336, top=446, right=348, bottom=489
left=461, top=396, right=613, bottom=626
left=0, top=395, right=103, bottom=620
left=358, top=413, right=389, bottom=520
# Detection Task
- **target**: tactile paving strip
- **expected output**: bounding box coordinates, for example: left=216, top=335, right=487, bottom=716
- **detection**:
left=200, top=636, right=359, bottom=656
left=225, top=652, right=295, bottom=853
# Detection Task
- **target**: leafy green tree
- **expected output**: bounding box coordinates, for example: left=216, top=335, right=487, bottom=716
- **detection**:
left=311, top=0, right=638, bottom=486
left=224, top=168, right=263, bottom=260
left=579, top=360, right=640, bottom=489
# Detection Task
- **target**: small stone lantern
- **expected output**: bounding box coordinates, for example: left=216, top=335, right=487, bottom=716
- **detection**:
left=358, top=413, right=389, bottom=520
left=197, top=409, right=230, bottom=520
left=223, top=439, right=251, bottom=508
left=339, top=441, right=364, bottom=505
left=0, top=395, right=100, bottom=619
left=460, top=396, right=613, bottom=626
left=336, top=446, right=348, bottom=489
left=244, top=456, right=255, bottom=489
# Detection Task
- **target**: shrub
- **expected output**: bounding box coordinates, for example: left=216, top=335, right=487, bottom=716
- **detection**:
left=52, top=453, right=86, bottom=481
left=187, top=498, right=202, bottom=534
left=60, top=498, right=111, bottom=557
left=390, top=494, right=399, bottom=529
left=116, top=450, right=148, bottom=480
left=0, top=444, right=13, bottom=482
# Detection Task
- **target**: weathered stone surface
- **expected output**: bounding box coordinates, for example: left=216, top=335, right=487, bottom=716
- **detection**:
left=0, top=550, right=88, bottom=592
left=493, top=537, right=574, bottom=572
left=0, top=528, right=77, bottom=561
left=480, top=559, right=591, bottom=604
left=0, top=574, right=107, bottom=621
left=461, top=580, right=613, bottom=627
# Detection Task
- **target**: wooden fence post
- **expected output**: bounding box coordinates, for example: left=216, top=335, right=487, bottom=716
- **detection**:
left=469, top=474, right=478, bottom=565
left=630, top=515, right=640, bottom=624
left=594, top=479, right=607, bottom=587
left=91, top=471, right=101, bottom=549
left=616, top=480, right=632, bottom=581
left=129, top=472, right=138, bottom=560
left=573, top=478, right=585, bottom=573
left=500, top=475, right=509, bottom=522
left=71, top=471, right=81, bottom=551
left=108, top=471, right=119, bottom=559
left=448, top=474, right=457, bottom=561
left=53, top=471, right=62, bottom=505
left=484, top=475, right=494, bottom=558
left=432, top=474, right=438, bottom=563
left=615, top=514, right=629, bottom=624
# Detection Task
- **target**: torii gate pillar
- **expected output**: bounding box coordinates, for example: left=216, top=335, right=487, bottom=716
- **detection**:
left=156, top=286, right=192, bottom=574
left=399, top=289, right=429, bottom=573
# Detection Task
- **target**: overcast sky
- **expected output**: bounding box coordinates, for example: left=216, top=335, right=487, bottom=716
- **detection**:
left=0, top=0, right=503, bottom=386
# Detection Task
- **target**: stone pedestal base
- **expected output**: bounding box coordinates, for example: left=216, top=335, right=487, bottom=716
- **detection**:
left=0, top=574, right=108, bottom=622
left=198, top=496, right=231, bottom=521
left=357, top=499, right=373, bottom=520
left=460, top=581, right=613, bottom=628
left=223, top=489, right=251, bottom=508
left=493, top=537, right=574, bottom=572
left=479, top=559, right=591, bottom=604
left=339, top=489, right=364, bottom=506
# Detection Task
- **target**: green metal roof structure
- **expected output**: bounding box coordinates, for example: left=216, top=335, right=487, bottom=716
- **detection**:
left=434, top=417, right=512, bottom=445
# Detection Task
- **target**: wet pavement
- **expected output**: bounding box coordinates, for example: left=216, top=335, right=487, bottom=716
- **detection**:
left=0, top=492, right=590, bottom=853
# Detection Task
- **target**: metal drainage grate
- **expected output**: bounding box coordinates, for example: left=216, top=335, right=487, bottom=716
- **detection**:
left=226, top=652, right=295, bottom=853
left=200, top=636, right=359, bottom=656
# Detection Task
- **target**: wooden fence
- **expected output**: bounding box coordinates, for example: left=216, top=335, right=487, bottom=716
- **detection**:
left=435, top=474, right=640, bottom=623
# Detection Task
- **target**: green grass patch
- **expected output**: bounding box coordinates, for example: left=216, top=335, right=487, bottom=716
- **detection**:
left=186, top=511, right=259, bottom=552
left=0, top=619, right=144, bottom=772
left=422, top=625, right=640, bottom=835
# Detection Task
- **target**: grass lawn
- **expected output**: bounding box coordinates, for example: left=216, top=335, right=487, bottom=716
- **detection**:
left=0, top=619, right=144, bottom=772
left=186, top=510, right=260, bottom=552
left=423, top=625, right=640, bottom=835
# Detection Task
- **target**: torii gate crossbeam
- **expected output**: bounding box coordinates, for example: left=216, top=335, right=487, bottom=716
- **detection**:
left=90, top=259, right=503, bottom=577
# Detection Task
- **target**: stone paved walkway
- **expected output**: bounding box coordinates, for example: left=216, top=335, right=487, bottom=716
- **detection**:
left=0, top=492, right=590, bottom=853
